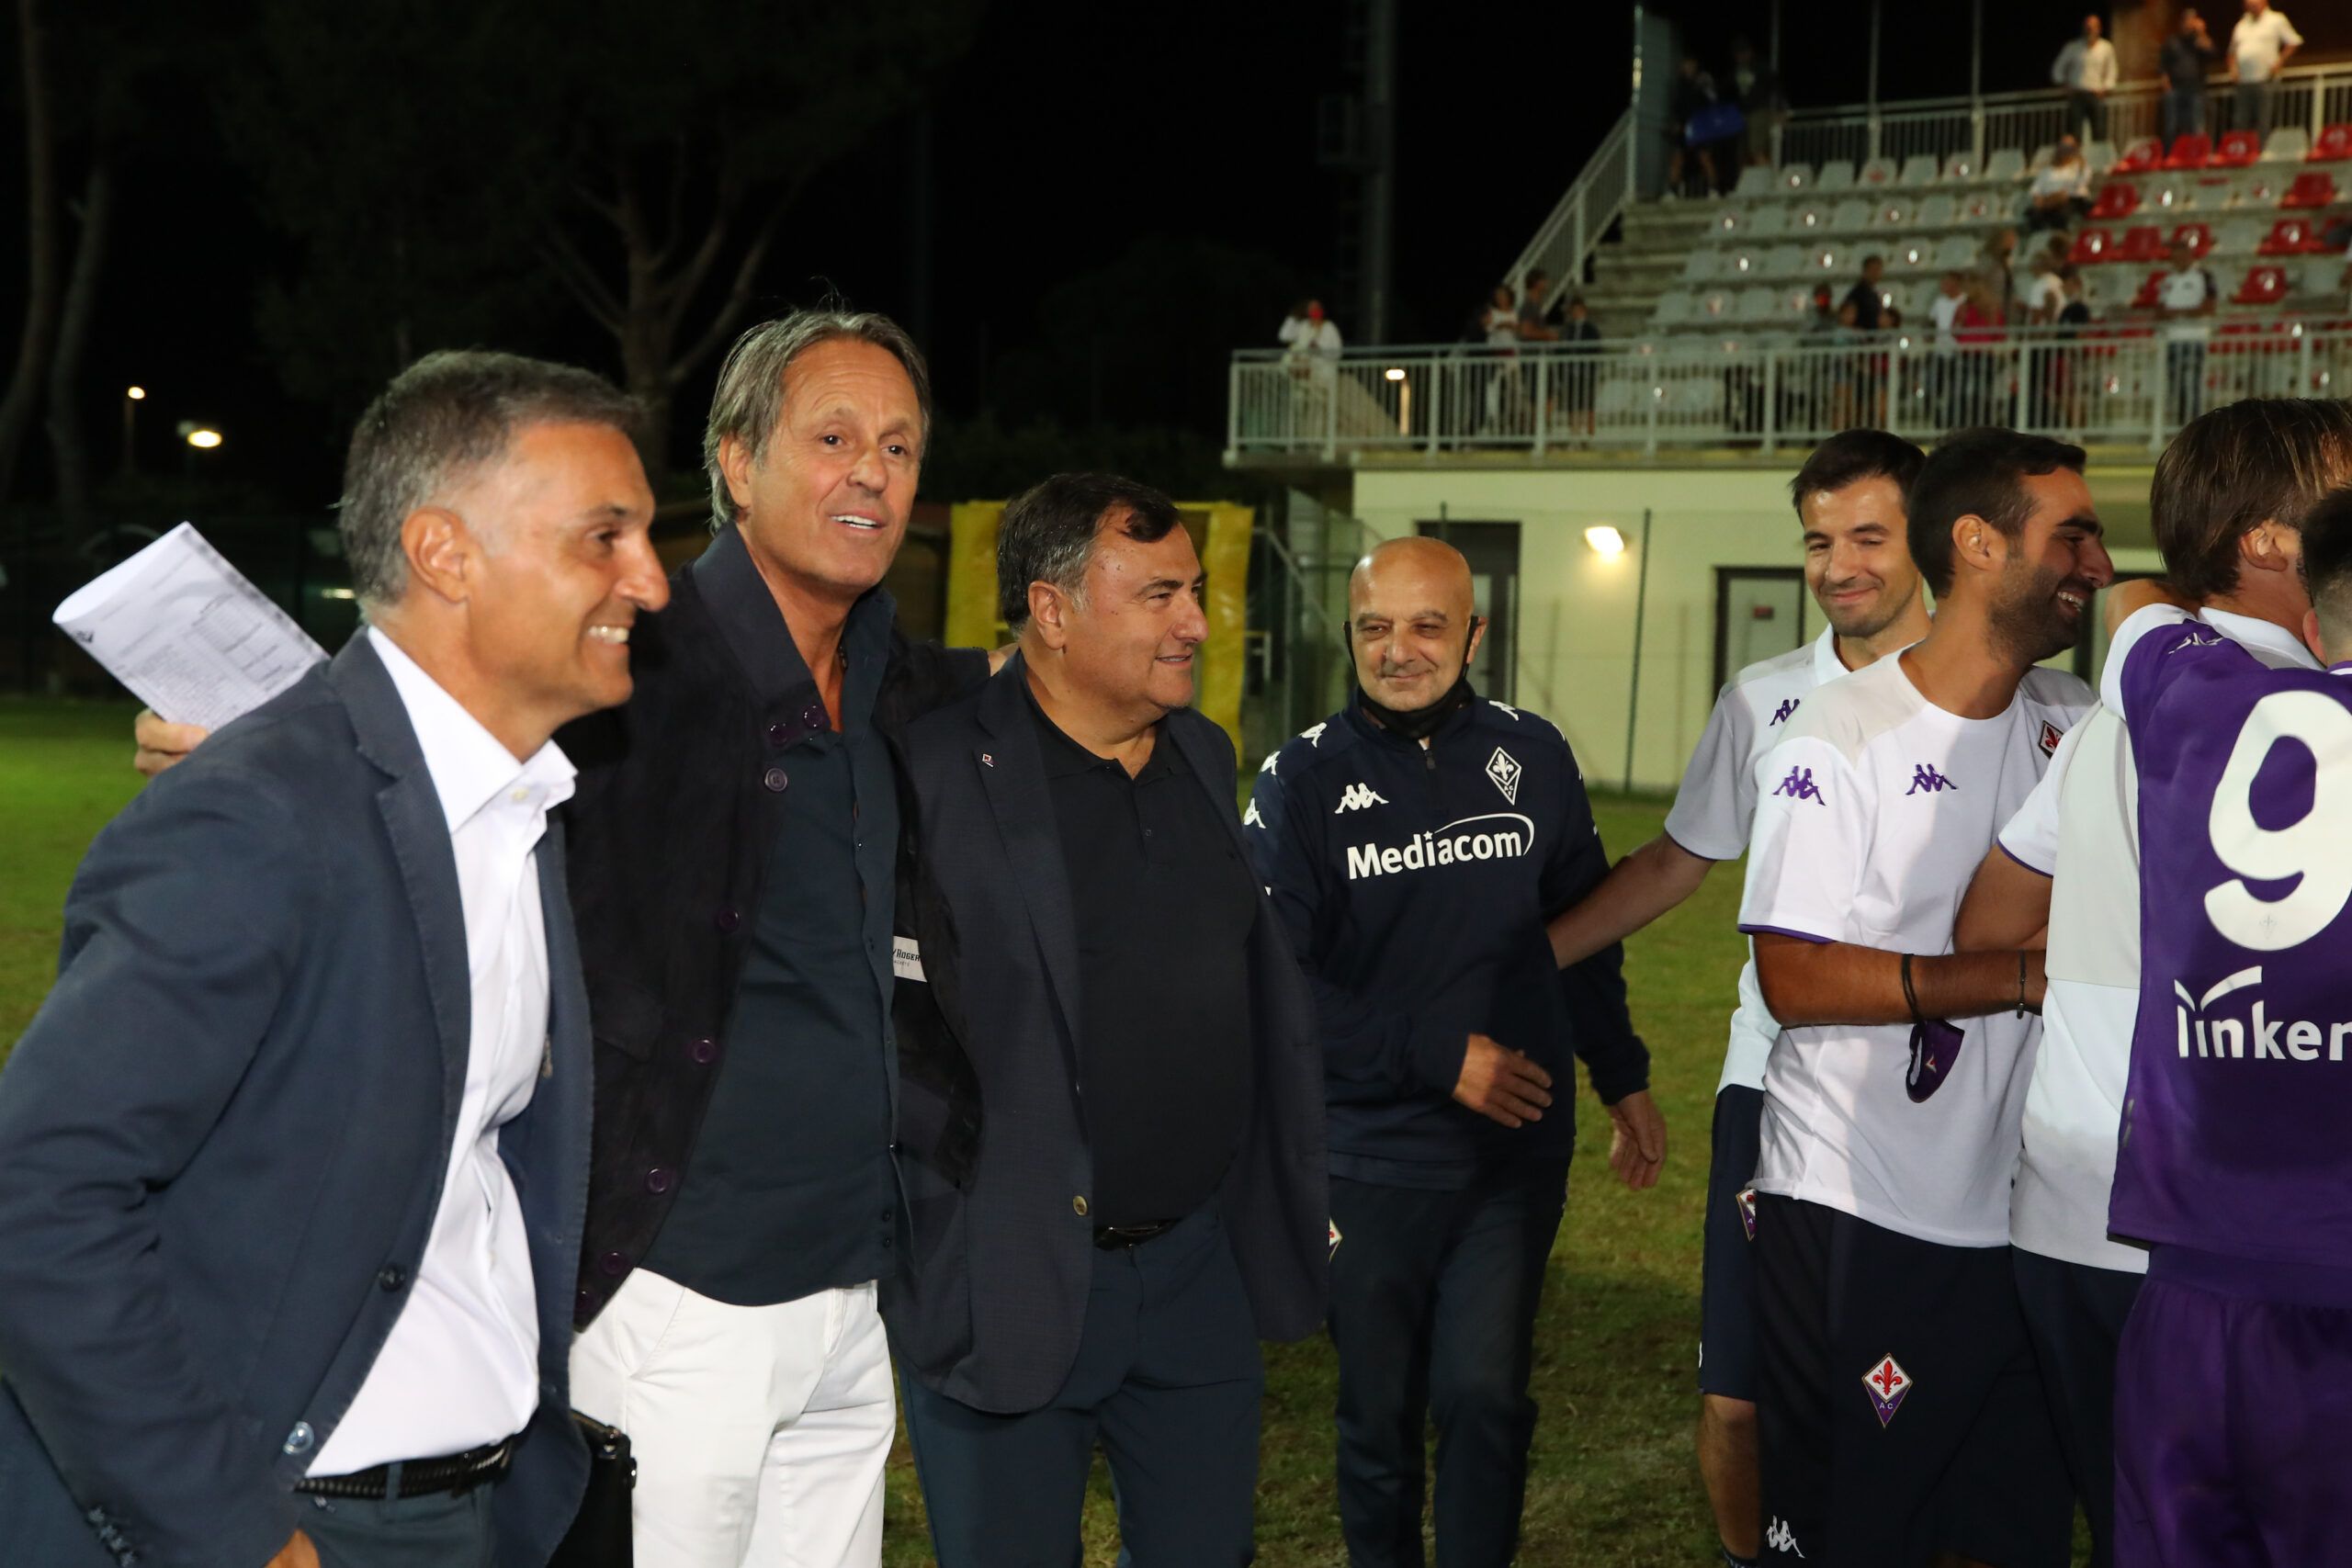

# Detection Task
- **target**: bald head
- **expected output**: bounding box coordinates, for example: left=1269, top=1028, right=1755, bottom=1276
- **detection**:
left=1349, top=536, right=1485, bottom=714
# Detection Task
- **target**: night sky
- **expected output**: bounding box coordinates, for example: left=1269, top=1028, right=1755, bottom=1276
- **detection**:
left=17, top=0, right=2339, bottom=506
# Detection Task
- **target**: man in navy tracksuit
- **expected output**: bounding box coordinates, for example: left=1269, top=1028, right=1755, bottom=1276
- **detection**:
left=1247, top=536, right=1663, bottom=1567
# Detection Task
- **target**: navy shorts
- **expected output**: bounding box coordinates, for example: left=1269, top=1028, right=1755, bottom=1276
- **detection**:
left=1698, top=1084, right=1763, bottom=1399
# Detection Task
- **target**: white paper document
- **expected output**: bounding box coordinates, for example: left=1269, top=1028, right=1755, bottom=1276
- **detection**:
left=52, top=522, right=328, bottom=729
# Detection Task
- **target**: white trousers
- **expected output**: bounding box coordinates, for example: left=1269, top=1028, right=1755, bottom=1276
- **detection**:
left=569, top=1270, right=894, bottom=1568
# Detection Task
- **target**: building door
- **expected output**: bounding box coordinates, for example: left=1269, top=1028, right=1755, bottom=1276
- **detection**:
left=1417, top=521, right=1520, bottom=703
left=1714, top=568, right=1809, bottom=690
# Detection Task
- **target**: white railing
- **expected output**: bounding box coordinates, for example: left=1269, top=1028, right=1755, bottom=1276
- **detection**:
left=1505, top=107, right=1636, bottom=298
left=1227, top=323, right=2352, bottom=463
left=1778, top=60, right=2352, bottom=172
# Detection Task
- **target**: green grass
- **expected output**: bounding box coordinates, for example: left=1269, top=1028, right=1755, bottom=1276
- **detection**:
left=1, top=704, right=2055, bottom=1563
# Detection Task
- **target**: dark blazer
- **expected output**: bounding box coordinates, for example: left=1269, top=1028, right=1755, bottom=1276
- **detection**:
left=559, top=551, right=986, bottom=1324
left=0, top=634, right=590, bottom=1568
left=883, top=656, right=1329, bottom=1415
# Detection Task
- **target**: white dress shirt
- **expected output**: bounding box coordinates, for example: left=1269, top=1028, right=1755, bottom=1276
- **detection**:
left=311, top=628, right=577, bottom=1472
left=2231, top=9, right=2301, bottom=82
left=2052, top=37, right=2119, bottom=94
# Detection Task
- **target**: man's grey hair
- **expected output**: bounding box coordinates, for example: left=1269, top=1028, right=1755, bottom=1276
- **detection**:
left=339, top=349, right=643, bottom=610
left=702, top=308, right=934, bottom=529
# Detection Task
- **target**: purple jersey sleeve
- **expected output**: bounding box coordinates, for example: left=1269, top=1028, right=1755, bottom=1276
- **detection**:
left=2112, top=633, right=2352, bottom=1270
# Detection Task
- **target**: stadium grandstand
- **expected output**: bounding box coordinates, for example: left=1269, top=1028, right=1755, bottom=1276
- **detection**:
left=1228, top=59, right=2352, bottom=459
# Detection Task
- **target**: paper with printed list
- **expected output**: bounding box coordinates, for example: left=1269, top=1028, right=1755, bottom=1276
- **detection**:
left=52, top=523, right=328, bottom=729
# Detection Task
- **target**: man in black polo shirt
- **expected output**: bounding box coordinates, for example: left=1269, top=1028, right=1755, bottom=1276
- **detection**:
left=1838, top=255, right=1899, bottom=425
left=884, top=473, right=1327, bottom=1565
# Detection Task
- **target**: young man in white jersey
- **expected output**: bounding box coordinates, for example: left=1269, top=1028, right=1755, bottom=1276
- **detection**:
left=1951, top=398, right=2352, bottom=1568
left=1738, top=427, right=2111, bottom=1565
left=1544, top=429, right=1929, bottom=1568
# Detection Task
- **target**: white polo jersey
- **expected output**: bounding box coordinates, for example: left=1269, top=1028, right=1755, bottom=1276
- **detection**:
left=1738, top=653, right=2094, bottom=1246
left=1997, top=608, right=2318, bottom=1273
left=1663, top=627, right=1851, bottom=1096
left=2230, top=8, right=2301, bottom=82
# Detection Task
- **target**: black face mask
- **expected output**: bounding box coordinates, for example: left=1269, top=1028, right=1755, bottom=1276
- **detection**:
left=1349, top=616, right=1483, bottom=741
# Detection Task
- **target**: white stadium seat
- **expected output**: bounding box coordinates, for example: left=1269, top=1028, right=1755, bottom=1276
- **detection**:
left=1893, top=234, right=1937, bottom=271
left=1736, top=165, right=1779, bottom=198
left=1792, top=203, right=1829, bottom=232
left=1859, top=157, right=1899, bottom=187
left=2215, top=218, right=2263, bottom=254
left=1900, top=153, right=1941, bottom=186
left=1653, top=289, right=1698, bottom=325
left=2083, top=140, right=2118, bottom=175
left=1747, top=205, right=1790, bottom=237
left=1832, top=197, right=1874, bottom=232
left=1936, top=235, right=1982, bottom=269
left=1873, top=197, right=1914, bottom=229
left=1714, top=205, right=1751, bottom=234
left=1736, top=287, right=1780, bottom=323
left=1945, top=152, right=1981, bottom=183
left=1815, top=159, right=1857, bottom=192
left=2264, top=128, right=2311, bottom=164
left=1780, top=164, right=1815, bottom=192
left=1914, top=193, right=1958, bottom=228
left=1681, top=248, right=1719, bottom=283
left=1726, top=247, right=1764, bottom=278
left=1766, top=243, right=1805, bottom=278
left=2025, top=143, right=2056, bottom=174
left=1984, top=147, right=2027, bottom=182
left=2143, top=175, right=2188, bottom=212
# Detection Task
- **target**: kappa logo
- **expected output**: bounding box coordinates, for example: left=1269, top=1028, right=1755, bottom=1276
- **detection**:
left=1333, top=782, right=1389, bottom=814
left=1736, top=1187, right=1758, bottom=1241
left=1259, top=750, right=1279, bottom=774
left=1769, top=696, right=1801, bottom=726
left=1489, top=701, right=1521, bottom=721
left=1773, top=765, right=1826, bottom=805
left=1904, top=763, right=1956, bottom=795
left=1766, top=1517, right=1805, bottom=1557
left=2039, top=719, right=2064, bottom=757
left=2173, top=965, right=2352, bottom=1064
left=1486, top=747, right=1523, bottom=804
left=1301, top=722, right=1329, bottom=746
left=1862, top=1353, right=1914, bottom=1427
left=1242, top=799, right=1266, bottom=829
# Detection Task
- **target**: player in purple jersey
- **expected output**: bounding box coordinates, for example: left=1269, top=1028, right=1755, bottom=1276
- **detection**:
left=2101, top=493, right=2352, bottom=1568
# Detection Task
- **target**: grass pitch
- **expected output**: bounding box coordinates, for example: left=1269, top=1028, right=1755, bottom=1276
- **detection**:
left=3, top=698, right=2035, bottom=1564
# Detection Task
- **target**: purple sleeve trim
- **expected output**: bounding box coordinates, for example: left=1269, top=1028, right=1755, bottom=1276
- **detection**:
left=1737, top=923, right=1834, bottom=944
left=1998, top=841, right=2054, bottom=879
left=1661, top=826, right=1733, bottom=864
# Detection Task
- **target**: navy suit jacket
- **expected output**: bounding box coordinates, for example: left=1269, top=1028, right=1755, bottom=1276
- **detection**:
left=883, top=656, right=1329, bottom=1415
left=0, top=635, right=591, bottom=1568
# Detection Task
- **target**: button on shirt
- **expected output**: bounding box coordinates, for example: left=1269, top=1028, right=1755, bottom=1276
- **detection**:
left=313, top=629, right=574, bottom=1473
left=1027, top=690, right=1256, bottom=1227
left=639, top=525, right=900, bottom=1306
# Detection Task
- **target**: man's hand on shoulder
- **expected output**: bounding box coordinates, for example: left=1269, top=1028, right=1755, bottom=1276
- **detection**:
left=1605, top=1089, right=1667, bottom=1190
left=1453, top=1033, right=1552, bottom=1128
left=2103, top=579, right=2193, bottom=637
left=133, top=708, right=208, bottom=778
left=265, top=1529, right=319, bottom=1568
left=987, top=642, right=1016, bottom=674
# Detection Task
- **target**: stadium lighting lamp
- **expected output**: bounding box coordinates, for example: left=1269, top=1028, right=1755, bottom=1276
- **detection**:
left=126, top=386, right=145, bottom=400
left=1383, top=367, right=1406, bottom=382
left=184, top=427, right=223, bottom=450
left=1584, top=525, right=1626, bottom=557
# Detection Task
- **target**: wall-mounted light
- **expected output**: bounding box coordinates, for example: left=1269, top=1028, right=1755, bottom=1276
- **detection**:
left=1383, top=367, right=1407, bottom=382
left=1585, top=525, right=1626, bottom=557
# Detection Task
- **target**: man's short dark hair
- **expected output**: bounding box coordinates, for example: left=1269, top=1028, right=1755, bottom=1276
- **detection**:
left=996, top=472, right=1186, bottom=630
left=1788, top=429, right=1927, bottom=515
left=1905, top=427, right=2087, bottom=597
left=341, top=350, right=643, bottom=609
left=2152, top=399, right=2352, bottom=598
left=2301, top=486, right=2352, bottom=647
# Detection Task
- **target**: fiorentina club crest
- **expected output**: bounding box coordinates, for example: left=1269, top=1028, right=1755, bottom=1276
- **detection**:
left=1862, top=1354, right=1914, bottom=1427
left=1736, top=1187, right=1758, bottom=1241
left=1486, top=747, right=1523, bottom=805
left=2039, top=719, right=2064, bottom=757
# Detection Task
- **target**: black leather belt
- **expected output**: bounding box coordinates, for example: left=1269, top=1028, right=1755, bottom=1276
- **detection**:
left=1093, top=1219, right=1181, bottom=1249
left=294, top=1438, right=514, bottom=1500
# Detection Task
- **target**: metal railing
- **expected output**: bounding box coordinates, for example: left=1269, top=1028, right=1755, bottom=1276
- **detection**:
left=1504, top=107, right=1636, bottom=299
left=1777, top=60, right=2352, bottom=172
left=1227, top=322, right=2352, bottom=463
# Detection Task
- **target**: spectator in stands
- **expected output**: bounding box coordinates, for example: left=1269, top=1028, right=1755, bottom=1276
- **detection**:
left=1667, top=55, right=1724, bottom=199
left=1560, top=296, right=1601, bottom=436
left=1280, top=299, right=1343, bottom=363
left=1482, top=285, right=1520, bottom=348
left=1981, top=228, right=2022, bottom=321
left=2035, top=265, right=2095, bottom=427
left=1838, top=257, right=1897, bottom=423
left=2161, top=7, right=2221, bottom=146
left=1955, top=277, right=2007, bottom=424
left=2051, top=16, right=2120, bottom=142
left=1516, top=271, right=1560, bottom=344
left=2025, top=136, right=2094, bottom=234
left=1481, top=284, right=1524, bottom=434
left=2024, top=238, right=2070, bottom=325
left=1730, top=38, right=1788, bottom=169
left=1929, top=270, right=1967, bottom=425
left=1800, top=283, right=1856, bottom=430
left=2227, top=0, right=2301, bottom=136
left=2158, top=236, right=2217, bottom=426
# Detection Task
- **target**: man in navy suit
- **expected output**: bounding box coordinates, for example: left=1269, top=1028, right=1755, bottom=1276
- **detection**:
left=0, top=350, right=669, bottom=1568
left=885, top=473, right=1328, bottom=1565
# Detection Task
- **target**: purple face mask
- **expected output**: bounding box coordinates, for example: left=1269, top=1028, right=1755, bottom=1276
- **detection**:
left=1905, top=1018, right=1967, bottom=1102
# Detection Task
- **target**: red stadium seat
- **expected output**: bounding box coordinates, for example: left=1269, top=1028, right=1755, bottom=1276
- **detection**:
left=2088, top=183, right=2141, bottom=220
left=2116, top=225, right=2167, bottom=263
left=2115, top=137, right=2165, bottom=175
left=2170, top=222, right=2214, bottom=258
left=2258, top=218, right=2325, bottom=255
left=2132, top=268, right=2168, bottom=310
left=2164, top=133, right=2212, bottom=171
left=2233, top=265, right=2290, bottom=306
left=2312, top=124, right=2352, bottom=164
left=2212, top=130, right=2263, bottom=168
left=2280, top=171, right=2337, bottom=209
left=2069, top=229, right=2114, bottom=265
